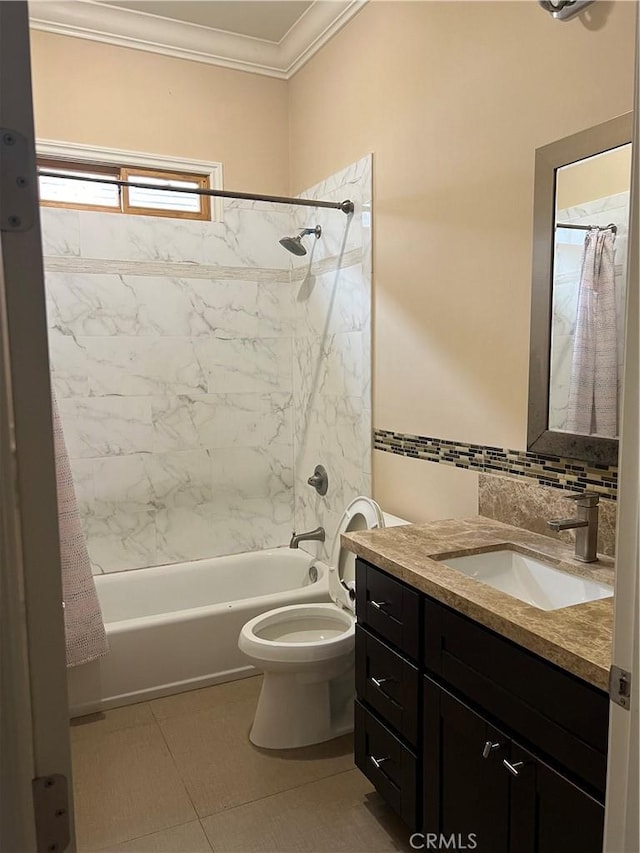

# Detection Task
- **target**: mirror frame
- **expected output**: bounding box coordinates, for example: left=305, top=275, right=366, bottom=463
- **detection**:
left=527, top=112, right=633, bottom=467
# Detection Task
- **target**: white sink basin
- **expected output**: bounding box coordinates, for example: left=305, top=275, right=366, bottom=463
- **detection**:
left=440, top=549, right=613, bottom=611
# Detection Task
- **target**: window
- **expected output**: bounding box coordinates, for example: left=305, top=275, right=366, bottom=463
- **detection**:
left=37, top=158, right=211, bottom=221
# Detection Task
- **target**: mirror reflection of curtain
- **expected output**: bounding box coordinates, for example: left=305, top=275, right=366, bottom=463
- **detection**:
left=566, top=229, right=618, bottom=437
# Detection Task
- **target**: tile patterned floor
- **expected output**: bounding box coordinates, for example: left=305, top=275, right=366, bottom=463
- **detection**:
left=71, top=676, right=412, bottom=852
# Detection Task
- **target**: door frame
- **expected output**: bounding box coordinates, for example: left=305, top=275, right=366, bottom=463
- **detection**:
left=0, top=3, right=75, bottom=850
left=604, top=5, right=640, bottom=852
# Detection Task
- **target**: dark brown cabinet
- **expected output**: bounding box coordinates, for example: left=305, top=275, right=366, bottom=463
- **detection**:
left=354, top=699, right=418, bottom=828
left=424, top=677, right=604, bottom=853
left=354, top=557, right=609, bottom=852
left=509, top=741, right=605, bottom=853
left=355, top=627, right=419, bottom=745
left=423, top=677, right=509, bottom=853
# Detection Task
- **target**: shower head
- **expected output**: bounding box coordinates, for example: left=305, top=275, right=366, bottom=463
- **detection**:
left=279, top=226, right=322, bottom=256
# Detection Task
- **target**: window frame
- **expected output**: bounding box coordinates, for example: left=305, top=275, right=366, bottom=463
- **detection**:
left=121, top=166, right=211, bottom=221
left=35, top=141, right=224, bottom=222
left=37, top=157, right=122, bottom=215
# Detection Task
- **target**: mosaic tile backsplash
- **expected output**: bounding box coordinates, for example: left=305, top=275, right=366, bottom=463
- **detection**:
left=374, top=429, right=618, bottom=500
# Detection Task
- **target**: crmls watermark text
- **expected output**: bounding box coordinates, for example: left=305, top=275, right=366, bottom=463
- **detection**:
left=409, top=833, right=478, bottom=850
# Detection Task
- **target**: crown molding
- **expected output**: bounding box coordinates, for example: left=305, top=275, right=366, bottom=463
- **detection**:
left=28, top=0, right=366, bottom=79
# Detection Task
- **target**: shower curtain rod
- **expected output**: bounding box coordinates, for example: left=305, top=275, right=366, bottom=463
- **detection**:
left=556, top=222, right=617, bottom=235
left=37, top=170, right=355, bottom=214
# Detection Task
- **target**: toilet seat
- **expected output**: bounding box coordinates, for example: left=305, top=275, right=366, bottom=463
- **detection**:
left=240, top=603, right=354, bottom=663
left=239, top=496, right=384, bottom=657
left=328, top=496, right=384, bottom=612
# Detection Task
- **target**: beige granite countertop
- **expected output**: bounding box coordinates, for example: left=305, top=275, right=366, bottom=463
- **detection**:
left=342, top=517, right=614, bottom=691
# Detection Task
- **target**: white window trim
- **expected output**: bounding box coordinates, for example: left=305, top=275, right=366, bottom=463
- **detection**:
left=35, top=139, right=224, bottom=222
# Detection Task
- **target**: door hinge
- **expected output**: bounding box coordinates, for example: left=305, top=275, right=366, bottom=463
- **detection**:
left=32, top=774, right=70, bottom=853
left=0, top=127, right=35, bottom=233
left=609, top=664, right=632, bottom=710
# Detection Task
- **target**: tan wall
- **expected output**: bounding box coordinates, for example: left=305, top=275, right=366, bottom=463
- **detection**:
left=29, top=7, right=636, bottom=525
left=29, top=30, right=289, bottom=194
left=556, top=144, right=632, bottom=210
left=289, top=0, right=636, bottom=523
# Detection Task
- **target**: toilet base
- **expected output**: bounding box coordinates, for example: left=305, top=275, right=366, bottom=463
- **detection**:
left=249, top=661, right=354, bottom=750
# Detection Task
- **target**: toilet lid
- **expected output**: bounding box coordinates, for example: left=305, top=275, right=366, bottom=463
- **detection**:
left=329, top=496, right=385, bottom=612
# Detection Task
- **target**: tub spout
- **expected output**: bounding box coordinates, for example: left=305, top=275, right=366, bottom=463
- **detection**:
left=289, top=527, right=325, bottom=549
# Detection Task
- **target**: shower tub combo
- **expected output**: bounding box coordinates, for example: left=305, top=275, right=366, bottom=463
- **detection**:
left=68, top=548, right=329, bottom=717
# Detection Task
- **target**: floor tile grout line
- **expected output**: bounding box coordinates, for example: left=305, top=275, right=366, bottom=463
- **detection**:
left=84, top=685, right=355, bottom=842
left=196, top=765, right=358, bottom=823
left=198, top=818, right=217, bottom=853
left=153, top=710, right=202, bottom=819
left=70, top=713, right=156, bottom=743
left=91, top=818, right=206, bottom=852
left=72, top=715, right=200, bottom=852
left=148, top=690, right=358, bottom=823
left=148, top=695, right=260, bottom=727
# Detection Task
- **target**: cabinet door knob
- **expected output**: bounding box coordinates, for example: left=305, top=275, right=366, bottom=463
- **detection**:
left=482, top=740, right=501, bottom=759
left=503, top=759, right=525, bottom=777
left=370, top=600, right=390, bottom=611
left=370, top=755, right=390, bottom=770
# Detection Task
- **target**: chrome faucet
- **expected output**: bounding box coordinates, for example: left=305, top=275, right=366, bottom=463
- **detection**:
left=547, top=492, right=600, bottom=563
left=289, top=527, right=326, bottom=549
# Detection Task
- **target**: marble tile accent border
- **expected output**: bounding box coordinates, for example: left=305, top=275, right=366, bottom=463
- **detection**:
left=374, top=429, right=618, bottom=500
left=43, top=256, right=291, bottom=283
left=290, top=247, right=362, bottom=281
left=43, top=249, right=363, bottom=283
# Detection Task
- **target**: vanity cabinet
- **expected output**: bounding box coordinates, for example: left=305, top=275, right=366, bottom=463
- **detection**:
left=424, top=678, right=605, bottom=853
left=354, top=558, right=609, bottom=851
left=423, top=678, right=510, bottom=852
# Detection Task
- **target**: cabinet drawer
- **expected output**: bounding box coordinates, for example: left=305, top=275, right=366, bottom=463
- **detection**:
left=354, top=699, right=418, bottom=829
left=356, top=560, right=420, bottom=660
left=356, top=626, right=419, bottom=746
left=424, top=597, right=609, bottom=798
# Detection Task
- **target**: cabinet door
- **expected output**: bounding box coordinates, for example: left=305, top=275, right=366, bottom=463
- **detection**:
left=423, top=677, right=510, bottom=853
left=509, top=742, right=605, bottom=853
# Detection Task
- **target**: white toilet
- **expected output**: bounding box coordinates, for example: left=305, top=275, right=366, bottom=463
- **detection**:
left=238, top=496, right=407, bottom=749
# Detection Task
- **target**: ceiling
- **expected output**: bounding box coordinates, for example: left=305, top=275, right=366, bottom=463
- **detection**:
left=101, top=1, right=313, bottom=43
left=28, top=0, right=366, bottom=78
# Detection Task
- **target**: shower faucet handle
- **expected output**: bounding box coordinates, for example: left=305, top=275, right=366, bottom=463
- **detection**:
left=307, top=465, right=328, bottom=496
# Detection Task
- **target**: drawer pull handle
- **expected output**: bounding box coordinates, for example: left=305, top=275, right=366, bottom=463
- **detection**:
left=482, top=741, right=501, bottom=759
left=370, top=755, right=390, bottom=770
left=503, top=759, right=525, bottom=777
left=371, top=676, right=393, bottom=688
left=371, top=600, right=390, bottom=611
left=369, top=676, right=402, bottom=707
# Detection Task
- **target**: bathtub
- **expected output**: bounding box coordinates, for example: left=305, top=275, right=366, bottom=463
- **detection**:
left=67, top=548, right=330, bottom=717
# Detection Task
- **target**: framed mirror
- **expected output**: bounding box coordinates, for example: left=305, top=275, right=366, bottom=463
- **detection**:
left=528, top=113, right=633, bottom=466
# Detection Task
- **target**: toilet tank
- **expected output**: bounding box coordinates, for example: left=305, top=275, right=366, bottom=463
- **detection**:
left=382, top=512, right=409, bottom=527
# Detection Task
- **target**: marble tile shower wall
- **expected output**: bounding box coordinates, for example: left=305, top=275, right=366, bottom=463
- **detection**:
left=44, top=203, right=297, bottom=573
left=291, top=156, right=372, bottom=562
left=43, top=157, right=372, bottom=573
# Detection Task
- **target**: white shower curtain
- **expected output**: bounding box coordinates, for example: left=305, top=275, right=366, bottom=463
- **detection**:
left=52, top=389, right=108, bottom=666
left=566, top=228, right=618, bottom=438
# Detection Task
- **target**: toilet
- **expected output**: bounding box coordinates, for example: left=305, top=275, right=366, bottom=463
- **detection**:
left=238, top=496, right=407, bottom=749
